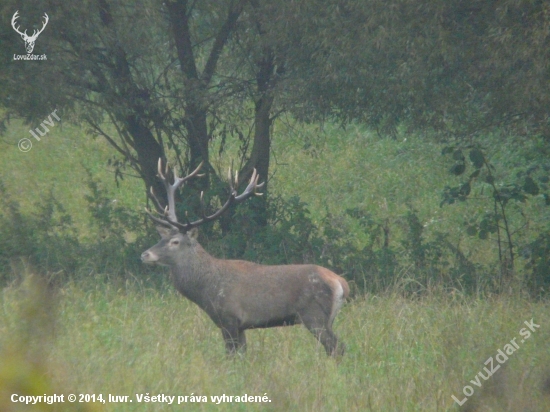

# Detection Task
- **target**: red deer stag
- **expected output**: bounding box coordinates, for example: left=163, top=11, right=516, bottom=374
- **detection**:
left=141, top=160, right=349, bottom=356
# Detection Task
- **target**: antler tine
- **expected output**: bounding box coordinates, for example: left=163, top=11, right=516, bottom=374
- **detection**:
left=156, top=159, right=205, bottom=224
left=145, top=208, right=177, bottom=230
left=146, top=159, right=263, bottom=233
left=184, top=210, right=193, bottom=226
left=156, top=158, right=173, bottom=194
left=148, top=186, right=166, bottom=214
left=146, top=158, right=206, bottom=228
left=157, top=158, right=165, bottom=179
left=199, top=191, right=207, bottom=218
left=230, top=160, right=238, bottom=188
left=235, top=169, right=264, bottom=201
left=227, top=161, right=237, bottom=193
left=255, top=170, right=265, bottom=190
left=180, top=160, right=205, bottom=184
left=178, top=168, right=264, bottom=231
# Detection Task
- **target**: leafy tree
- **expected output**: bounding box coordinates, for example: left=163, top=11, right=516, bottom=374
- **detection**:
left=0, top=0, right=284, bottom=228
left=2, top=0, right=549, bottom=273
left=441, top=142, right=550, bottom=284
left=280, top=0, right=550, bottom=140
left=4, top=0, right=549, bottom=193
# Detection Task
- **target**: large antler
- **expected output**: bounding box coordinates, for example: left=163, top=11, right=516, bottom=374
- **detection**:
left=146, top=159, right=264, bottom=232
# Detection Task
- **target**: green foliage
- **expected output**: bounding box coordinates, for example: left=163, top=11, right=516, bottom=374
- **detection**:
left=207, top=195, right=318, bottom=265
left=186, top=125, right=548, bottom=296
left=441, top=137, right=550, bottom=286
left=524, top=232, right=550, bottom=296
left=0, top=180, right=81, bottom=281
left=2, top=1, right=548, bottom=297
left=85, top=170, right=135, bottom=236
left=0, top=176, right=155, bottom=284
left=442, top=143, right=550, bottom=209
left=1, top=0, right=280, bottom=223
left=282, top=0, right=550, bottom=140
left=82, top=170, right=156, bottom=277
left=316, top=208, right=397, bottom=291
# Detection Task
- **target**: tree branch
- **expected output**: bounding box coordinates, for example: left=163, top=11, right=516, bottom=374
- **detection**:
left=167, top=0, right=199, bottom=81
left=202, top=0, right=246, bottom=85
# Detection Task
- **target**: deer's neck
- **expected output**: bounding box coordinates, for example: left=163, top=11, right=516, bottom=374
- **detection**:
left=171, top=244, right=220, bottom=305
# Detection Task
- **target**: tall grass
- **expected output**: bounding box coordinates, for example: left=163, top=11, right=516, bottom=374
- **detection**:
left=1, top=275, right=549, bottom=411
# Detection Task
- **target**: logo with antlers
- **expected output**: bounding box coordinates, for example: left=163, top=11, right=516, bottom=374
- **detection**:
left=11, top=11, right=49, bottom=54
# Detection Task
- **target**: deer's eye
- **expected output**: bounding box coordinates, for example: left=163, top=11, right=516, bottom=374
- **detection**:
left=170, top=239, right=180, bottom=246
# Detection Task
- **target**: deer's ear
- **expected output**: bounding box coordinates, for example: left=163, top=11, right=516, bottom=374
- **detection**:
left=156, top=225, right=176, bottom=239
left=187, top=227, right=199, bottom=240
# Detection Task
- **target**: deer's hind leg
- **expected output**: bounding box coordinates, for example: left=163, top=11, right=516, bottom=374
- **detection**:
left=304, top=319, right=344, bottom=356
left=300, top=303, right=345, bottom=357
left=299, top=277, right=346, bottom=356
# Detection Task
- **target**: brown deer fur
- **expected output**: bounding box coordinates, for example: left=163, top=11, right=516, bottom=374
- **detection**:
left=141, top=159, right=349, bottom=356
left=141, top=226, right=349, bottom=356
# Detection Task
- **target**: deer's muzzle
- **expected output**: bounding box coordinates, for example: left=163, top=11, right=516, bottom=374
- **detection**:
left=141, top=250, right=159, bottom=264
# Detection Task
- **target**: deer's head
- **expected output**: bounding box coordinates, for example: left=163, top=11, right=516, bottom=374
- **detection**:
left=141, top=159, right=263, bottom=266
left=141, top=226, right=199, bottom=266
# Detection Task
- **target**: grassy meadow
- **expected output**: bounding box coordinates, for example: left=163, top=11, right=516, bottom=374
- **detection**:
left=1, top=119, right=549, bottom=411
left=0, top=275, right=549, bottom=411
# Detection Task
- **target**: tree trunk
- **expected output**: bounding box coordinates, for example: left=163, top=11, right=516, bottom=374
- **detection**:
left=96, top=0, right=166, bottom=206
left=240, top=49, right=276, bottom=227
left=126, top=114, right=166, bottom=207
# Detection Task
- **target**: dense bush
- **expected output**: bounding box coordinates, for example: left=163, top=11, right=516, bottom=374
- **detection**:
left=0, top=181, right=80, bottom=282
left=0, top=177, right=155, bottom=285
